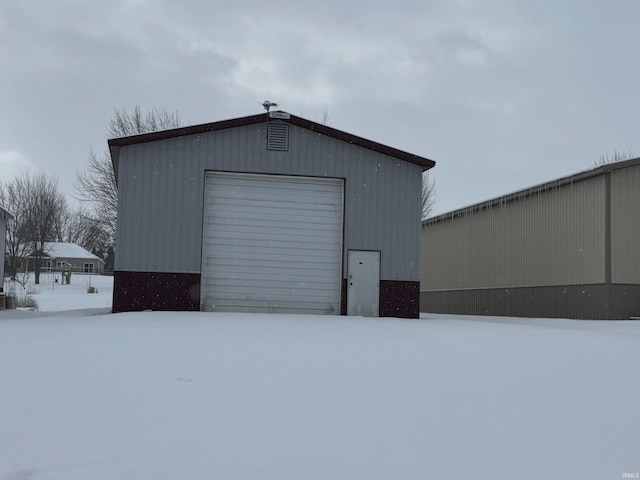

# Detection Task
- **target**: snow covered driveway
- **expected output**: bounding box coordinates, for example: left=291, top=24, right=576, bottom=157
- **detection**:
left=1, top=310, right=639, bottom=479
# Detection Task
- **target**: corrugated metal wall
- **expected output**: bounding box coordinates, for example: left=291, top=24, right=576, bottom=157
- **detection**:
left=611, top=163, right=640, bottom=283
left=421, top=176, right=606, bottom=290
left=115, top=121, right=422, bottom=281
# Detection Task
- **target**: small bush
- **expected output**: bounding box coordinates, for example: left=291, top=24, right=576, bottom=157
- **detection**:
left=26, top=285, right=40, bottom=295
left=11, top=292, right=39, bottom=310
left=87, top=286, right=98, bottom=294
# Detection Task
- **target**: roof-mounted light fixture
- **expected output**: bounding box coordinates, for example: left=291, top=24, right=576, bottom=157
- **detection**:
left=261, top=100, right=278, bottom=113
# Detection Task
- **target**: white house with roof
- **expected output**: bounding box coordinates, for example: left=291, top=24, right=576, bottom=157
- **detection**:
left=26, top=242, right=104, bottom=275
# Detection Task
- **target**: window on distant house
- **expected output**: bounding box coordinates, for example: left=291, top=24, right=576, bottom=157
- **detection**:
left=84, top=263, right=94, bottom=273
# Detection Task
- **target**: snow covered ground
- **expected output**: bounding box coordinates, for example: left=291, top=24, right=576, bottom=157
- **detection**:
left=2, top=273, right=113, bottom=314
left=1, top=276, right=639, bottom=479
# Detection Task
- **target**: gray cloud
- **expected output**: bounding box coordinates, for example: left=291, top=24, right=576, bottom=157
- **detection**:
left=1, top=0, right=639, bottom=215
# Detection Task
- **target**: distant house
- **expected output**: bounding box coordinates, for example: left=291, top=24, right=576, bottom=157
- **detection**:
left=1, top=206, right=12, bottom=291
left=421, top=157, right=640, bottom=320
left=26, top=242, right=104, bottom=275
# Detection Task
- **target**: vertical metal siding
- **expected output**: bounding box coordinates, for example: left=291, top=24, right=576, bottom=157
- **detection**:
left=611, top=164, right=640, bottom=283
left=422, top=176, right=606, bottom=290
left=115, top=122, right=422, bottom=281
left=114, top=141, right=205, bottom=273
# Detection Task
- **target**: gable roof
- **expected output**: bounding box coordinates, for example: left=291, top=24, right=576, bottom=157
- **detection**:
left=424, top=156, right=640, bottom=226
left=36, top=242, right=104, bottom=263
left=108, top=111, right=436, bottom=181
left=0, top=206, right=13, bottom=221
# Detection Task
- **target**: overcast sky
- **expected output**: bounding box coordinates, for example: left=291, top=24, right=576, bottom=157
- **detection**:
left=1, top=0, right=639, bottom=216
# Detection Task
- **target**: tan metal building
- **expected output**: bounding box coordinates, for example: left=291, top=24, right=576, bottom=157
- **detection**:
left=421, top=158, right=640, bottom=320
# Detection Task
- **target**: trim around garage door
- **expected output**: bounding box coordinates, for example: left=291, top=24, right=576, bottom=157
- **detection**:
left=200, top=172, right=344, bottom=314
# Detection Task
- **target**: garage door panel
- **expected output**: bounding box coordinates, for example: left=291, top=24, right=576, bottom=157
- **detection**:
left=210, top=205, right=341, bottom=221
left=211, top=186, right=339, bottom=205
left=208, top=285, right=338, bottom=299
left=209, top=207, right=341, bottom=218
left=203, top=262, right=339, bottom=277
left=208, top=206, right=342, bottom=225
left=209, top=299, right=338, bottom=314
left=210, top=283, right=338, bottom=296
left=218, top=179, right=337, bottom=194
left=203, top=242, right=340, bottom=258
left=205, top=240, right=340, bottom=253
left=216, top=190, right=340, bottom=204
left=205, top=224, right=340, bottom=240
left=201, top=172, right=344, bottom=314
left=214, top=228, right=338, bottom=236
left=202, top=257, right=339, bottom=273
left=204, top=248, right=340, bottom=261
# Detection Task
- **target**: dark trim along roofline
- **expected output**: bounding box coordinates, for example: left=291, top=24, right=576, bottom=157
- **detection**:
left=0, top=206, right=13, bottom=220
left=423, top=156, right=640, bottom=226
left=108, top=111, right=435, bottom=180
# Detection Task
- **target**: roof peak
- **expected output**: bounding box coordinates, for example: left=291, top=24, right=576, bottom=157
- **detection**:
left=108, top=111, right=435, bottom=181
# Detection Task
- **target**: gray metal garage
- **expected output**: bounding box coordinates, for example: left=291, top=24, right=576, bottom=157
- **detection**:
left=109, top=111, right=435, bottom=317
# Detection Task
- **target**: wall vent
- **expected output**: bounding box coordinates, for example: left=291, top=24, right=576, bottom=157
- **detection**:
left=267, top=123, right=289, bottom=151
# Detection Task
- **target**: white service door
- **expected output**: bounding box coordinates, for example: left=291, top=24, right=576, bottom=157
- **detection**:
left=347, top=250, right=380, bottom=317
left=201, top=172, right=344, bottom=314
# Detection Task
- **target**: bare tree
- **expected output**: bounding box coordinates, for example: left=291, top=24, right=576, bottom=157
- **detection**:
left=74, top=105, right=181, bottom=241
left=61, top=208, right=111, bottom=255
left=74, top=148, right=119, bottom=237
left=24, top=172, right=67, bottom=284
left=421, top=172, right=437, bottom=221
left=319, top=107, right=330, bottom=126
left=0, top=179, right=28, bottom=278
left=4, top=171, right=67, bottom=284
left=593, top=150, right=637, bottom=167
left=107, top=105, right=181, bottom=138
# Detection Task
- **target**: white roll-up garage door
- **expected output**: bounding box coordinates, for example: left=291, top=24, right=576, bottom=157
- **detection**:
left=200, top=172, right=344, bottom=314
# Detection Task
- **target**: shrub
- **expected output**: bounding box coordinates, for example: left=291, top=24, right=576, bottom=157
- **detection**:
left=26, top=285, right=40, bottom=295
left=11, top=292, right=39, bottom=310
